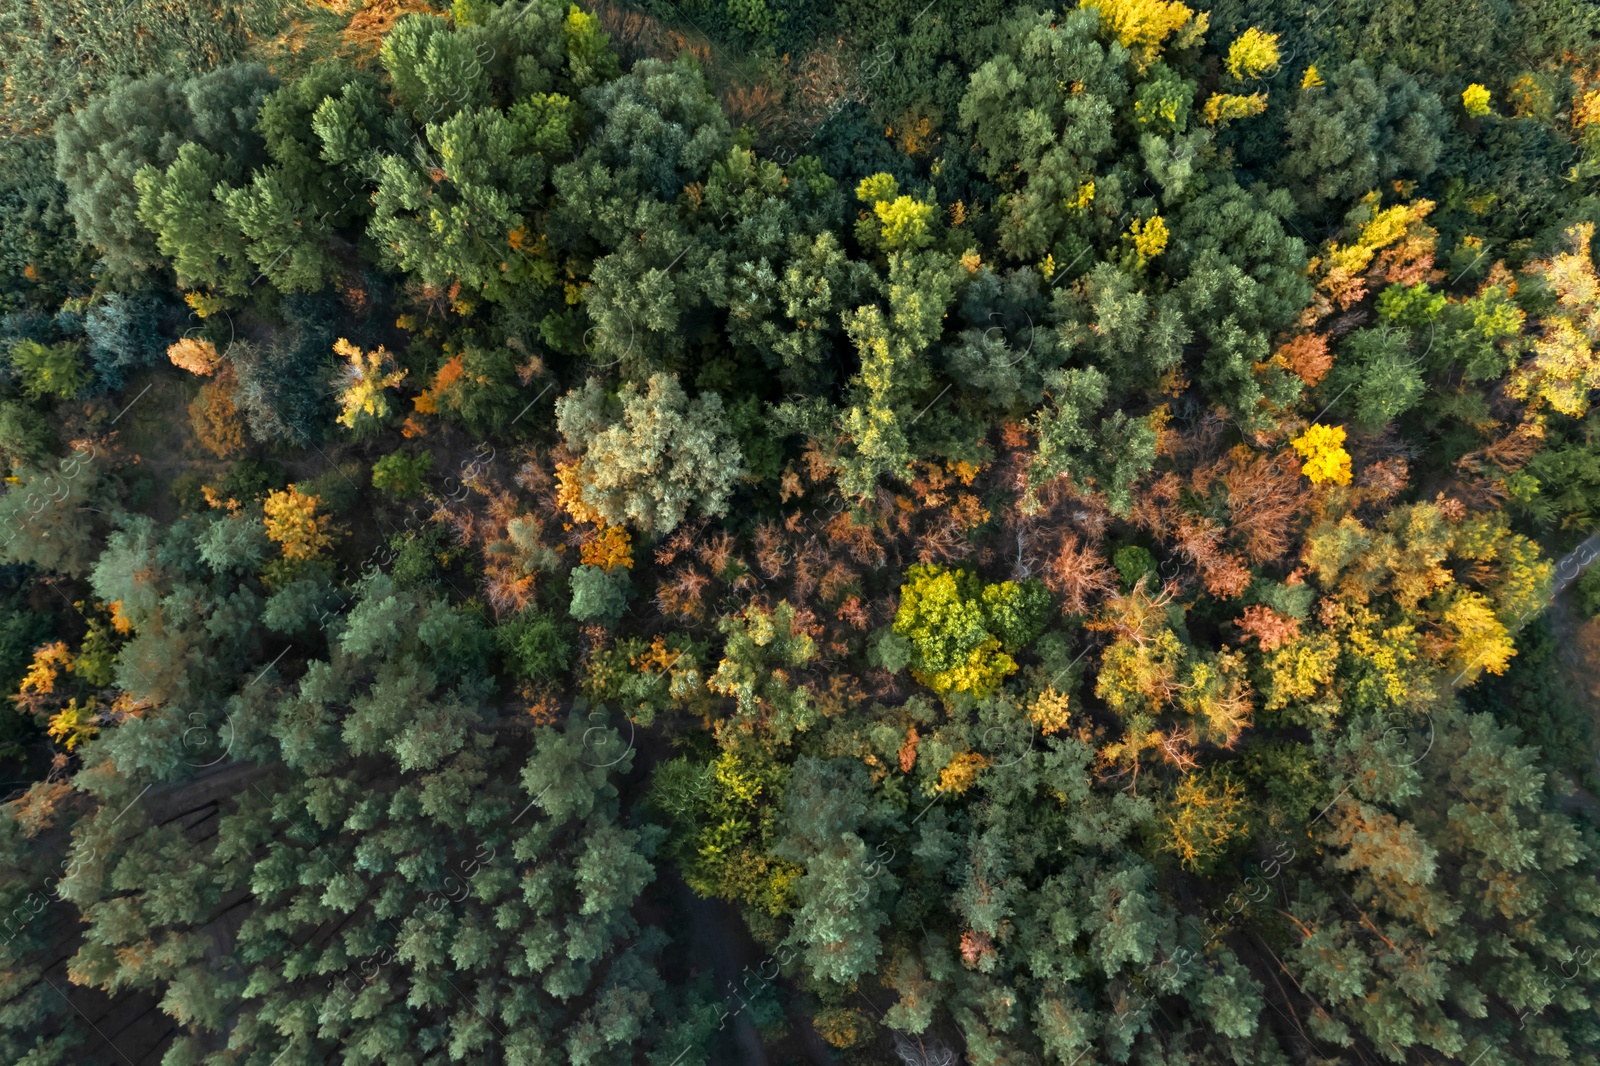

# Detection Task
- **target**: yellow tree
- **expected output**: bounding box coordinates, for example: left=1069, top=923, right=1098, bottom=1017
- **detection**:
left=1291, top=424, right=1353, bottom=485
left=1203, top=92, right=1268, bottom=126
left=1226, top=28, right=1280, bottom=80
left=334, top=338, right=409, bottom=433
left=189, top=367, right=247, bottom=458
left=1128, top=214, right=1169, bottom=266
left=1164, top=772, right=1248, bottom=870
left=47, top=699, right=99, bottom=752
left=1510, top=222, right=1600, bottom=416
left=1258, top=632, right=1341, bottom=712
left=1442, top=589, right=1515, bottom=682
left=1305, top=196, right=1439, bottom=318
left=264, top=486, right=335, bottom=562
left=1080, top=0, right=1207, bottom=69
left=15, top=641, right=73, bottom=718
left=1177, top=649, right=1254, bottom=748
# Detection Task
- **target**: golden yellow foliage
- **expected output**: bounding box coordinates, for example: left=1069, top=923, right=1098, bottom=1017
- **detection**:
left=1510, top=222, right=1600, bottom=417
left=555, top=461, right=605, bottom=525
left=1354, top=197, right=1436, bottom=257
left=892, top=111, right=936, bottom=155
left=947, top=459, right=981, bottom=485
left=1164, top=773, right=1247, bottom=870
left=1339, top=604, right=1423, bottom=708
left=580, top=523, right=634, bottom=570
left=1129, top=214, right=1169, bottom=264
left=712, top=749, right=766, bottom=803
left=1461, top=83, right=1492, bottom=117
left=1507, top=74, right=1552, bottom=120
left=263, top=486, right=334, bottom=562
left=1096, top=627, right=1185, bottom=715
left=183, top=291, right=226, bottom=318
left=189, top=375, right=247, bottom=459
left=201, top=485, right=243, bottom=514
left=1202, top=91, right=1268, bottom=126
left=334, top=338, right=408, bottom=431
left=1291, top=424, right=1353, bottom=485
left=18, top=641, right=72, bottom=704
left=873, top=195, right=935, bottom=250
left=915, top=636, right=1017, bottom=698
left=1301, top=64, right=1324, bottom=89
left=1179, top=650, right=1254, bottom=748
left=1080, top=0, right=1204, bottom=68
left=1575, top=89, right=1600, bottom=135
left=1444, top=589, right=1516, bottom=681
left=937, top=751, right=990, bottom=796
left=856, top=172, right=899, bottom=204
left=47, top=698, right=99, bottom=752
left=1259, top=632, right=1341, bottom=711
left=1226, top=28, right=1279, bottom=79
left=1029, top=686, right=1072, bottom=735
left=813, top=1007, right=870, bottom=1049
left=1306, top=196, right=1439, bottom=315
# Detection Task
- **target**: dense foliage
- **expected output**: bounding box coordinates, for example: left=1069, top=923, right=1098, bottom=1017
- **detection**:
left=2, top=0, right=1600, bottom=1063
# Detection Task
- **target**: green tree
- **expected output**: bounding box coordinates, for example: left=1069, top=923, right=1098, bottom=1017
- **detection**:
left=1324, top=326, right=1427, bottom=430
left=774, top=756, right=897, bottom=985
left=569, top=564, right=630, bottom=627
left=1280, top=60, right=1446, bottom=212
left=371, top=449, right=433, bottom=499
left=1029, top=367, right=1158, bottom=516
left=891, top=565, right=1050, bottom=699
left=958, top=8, right=1130, bottom=262
left=227, top=294, right=337, bottom=447
left=369, top=95, right=573, bottom=304
left=0, top=135, right=90, bottom=312
left=497, top=607, right=572, bottom=682
left=224, top=68, right=388, bottom=293
left=7, top=338, right=87, bottom=400
left=57, top=65, right=276, bottom=283
left=835, top=249, right=965, bottom=499
left=708, top=600, right=819, bottom=742
left=555, top=373, right=745, bottom=536
left=0, top=452, right=105, bottom=577
left=0, top=400, right=55, bottom=469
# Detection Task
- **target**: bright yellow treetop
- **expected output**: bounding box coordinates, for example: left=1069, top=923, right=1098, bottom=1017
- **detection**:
left=1462, top=83, right=1492, bottom=117
left=1203, top=91, right=1268, bottom=126
left=1292, top=423, right=1353, bottom=485
left=334, top=338, right=408, bottom=431
left=264, top=486, right=335, bottom=562
left=1129, top=214, right=1169, bottom=264
left=1080, top=0, right=1204, bottom=67
left=1226, top=28, right=1280, bottom=79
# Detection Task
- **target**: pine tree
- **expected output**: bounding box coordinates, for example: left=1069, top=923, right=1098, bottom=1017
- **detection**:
left=555, top=373, right=745, bottom=536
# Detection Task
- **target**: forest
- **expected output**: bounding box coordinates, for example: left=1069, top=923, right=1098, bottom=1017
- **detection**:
left=4, top=0, right=1600, bottom=1062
